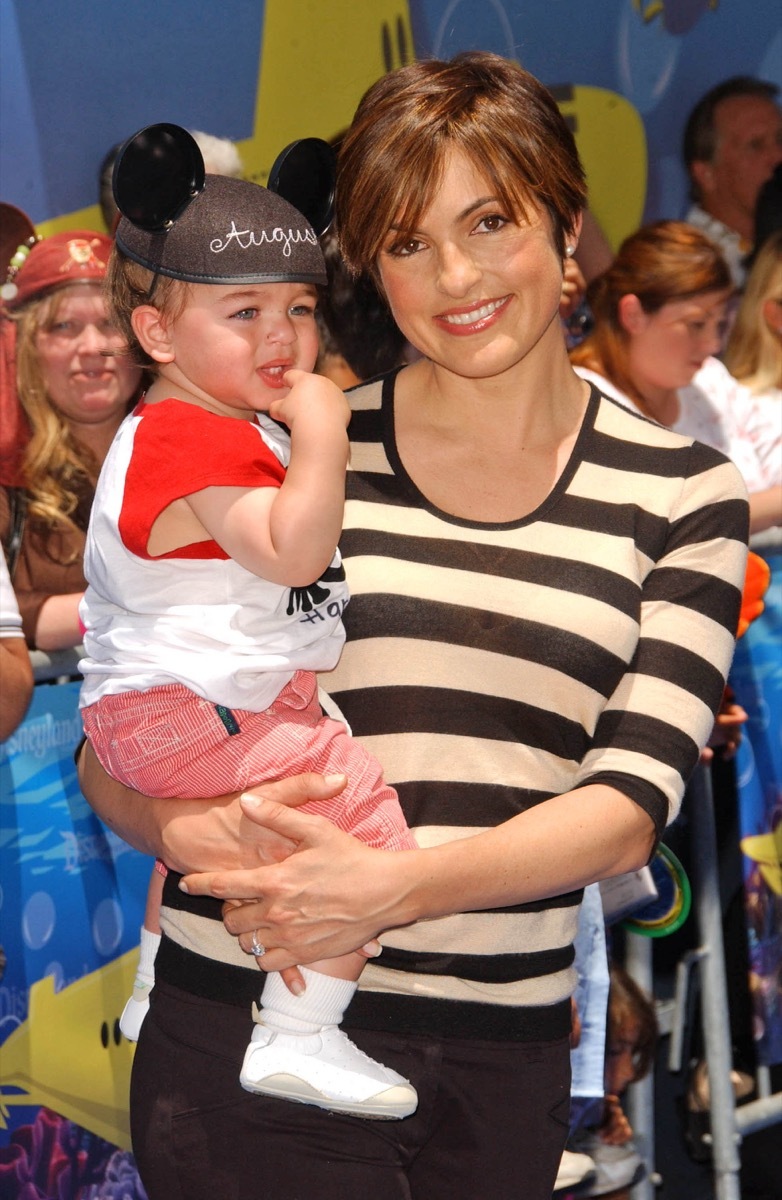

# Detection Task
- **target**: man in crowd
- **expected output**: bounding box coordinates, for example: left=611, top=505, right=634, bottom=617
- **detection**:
left=683, top=76, right=782, bottom=289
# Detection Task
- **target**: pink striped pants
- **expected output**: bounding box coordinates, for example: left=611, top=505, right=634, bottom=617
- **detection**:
left=82, top=671, right=415, bottom=851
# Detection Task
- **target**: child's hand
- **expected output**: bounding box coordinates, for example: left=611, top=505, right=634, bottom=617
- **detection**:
left=270, top=368, right=351, bottom=434
left=599, top=1094, right=634, bottom=1145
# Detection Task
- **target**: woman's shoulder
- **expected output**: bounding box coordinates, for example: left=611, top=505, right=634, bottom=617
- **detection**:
left=585, top=382, right=697, bottom=451
left=573, top=364, right=629, bottom=407
left=346, top=372, right=390, bottom=414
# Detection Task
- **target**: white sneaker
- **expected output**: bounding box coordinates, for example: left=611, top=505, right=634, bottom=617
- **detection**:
left=239, top=1024, right=418, bottom=1119
left=569, top=1135, right=645, bottom=1196
left=119, top=985, right=151, bottom=1042
left=554, top=1149, right=596, bottom=1191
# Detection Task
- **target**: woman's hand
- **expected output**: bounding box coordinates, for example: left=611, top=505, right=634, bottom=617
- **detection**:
left=180, top=794, right=417, bottom=972
left=180, top=782, right=655, bottom=971
left=701, top=688, right=747, bottom=764
left=77, top=739, right=349, bottom=874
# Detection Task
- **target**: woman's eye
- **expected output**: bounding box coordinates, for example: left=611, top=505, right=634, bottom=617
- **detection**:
left=475, top=213, right=509, bottom=234
left=387, top=236, right=423, bottom=258
left=49, top=321, right=76, bottom=334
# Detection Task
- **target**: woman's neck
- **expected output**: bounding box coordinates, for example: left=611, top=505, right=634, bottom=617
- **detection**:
left=632, top=383, right=680, bottom=429
left=70, top=414, right=126, bottom=472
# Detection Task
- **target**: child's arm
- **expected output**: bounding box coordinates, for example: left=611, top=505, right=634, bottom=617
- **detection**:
left=188, top=370, right=350, bottom=586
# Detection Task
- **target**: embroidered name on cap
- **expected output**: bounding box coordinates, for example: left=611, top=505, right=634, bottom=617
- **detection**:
left=210, top=221, right=319, bottom=257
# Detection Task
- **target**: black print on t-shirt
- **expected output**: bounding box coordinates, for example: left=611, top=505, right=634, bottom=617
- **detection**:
left=286, top=561, right=346, bottom=617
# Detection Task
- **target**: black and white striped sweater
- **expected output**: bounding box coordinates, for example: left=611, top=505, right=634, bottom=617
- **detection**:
left=158, top=375, right=748, bottom=1044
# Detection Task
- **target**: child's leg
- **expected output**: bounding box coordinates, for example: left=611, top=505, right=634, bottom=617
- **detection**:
left=240, top=950, right=417, bottom=1120
left=238, top=685, right=419, bottom=1117
left=256, top=952, right=364, bottom=1035
left=119, top=863, right=164, bottom=1042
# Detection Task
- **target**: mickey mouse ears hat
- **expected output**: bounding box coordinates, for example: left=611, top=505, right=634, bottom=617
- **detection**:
left=113, top=123, right=334, bottom=287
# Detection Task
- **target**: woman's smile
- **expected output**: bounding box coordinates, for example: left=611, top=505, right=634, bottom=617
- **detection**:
left=435, top=295, right=512, bottom=333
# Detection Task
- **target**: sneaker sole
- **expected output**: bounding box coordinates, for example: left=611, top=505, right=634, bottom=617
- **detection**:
left=239, top=1070, right=417, bottom=1120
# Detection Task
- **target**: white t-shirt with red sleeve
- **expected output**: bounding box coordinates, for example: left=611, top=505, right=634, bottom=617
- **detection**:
left=79, top=398, right=348, bottom=712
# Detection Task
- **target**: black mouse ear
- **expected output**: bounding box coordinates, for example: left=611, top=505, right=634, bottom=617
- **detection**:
left=113, top=123, right=206, bottom=232
left=268, top=138, right=336, bottom=236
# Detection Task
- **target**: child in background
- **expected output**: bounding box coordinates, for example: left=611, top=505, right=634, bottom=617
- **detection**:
left=569, top=962, right=658, bottom=1197
left=78, top=131, right=417, bottom=1121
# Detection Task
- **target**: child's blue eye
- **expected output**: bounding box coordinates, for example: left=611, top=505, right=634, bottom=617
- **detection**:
left=232, top=308, right=257, bottom=320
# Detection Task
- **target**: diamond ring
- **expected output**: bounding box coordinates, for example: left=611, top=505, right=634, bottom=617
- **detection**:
left=250, top=931, right=266, bottom=958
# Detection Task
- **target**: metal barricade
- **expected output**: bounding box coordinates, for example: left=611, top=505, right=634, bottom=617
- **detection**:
left=627, top=763, right=782, bottom=1200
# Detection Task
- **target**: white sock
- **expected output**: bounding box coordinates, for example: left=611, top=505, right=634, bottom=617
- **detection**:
left=134, top=927, right=160, bottom=992
left=259, top=968, right=357, bottom=1035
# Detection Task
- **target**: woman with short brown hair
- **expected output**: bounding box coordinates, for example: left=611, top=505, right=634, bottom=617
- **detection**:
left=80, top=53, right=748, bottom=1200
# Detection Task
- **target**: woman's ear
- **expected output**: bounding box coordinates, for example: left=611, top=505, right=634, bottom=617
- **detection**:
left=617, top=293, right=648, bottom=336
left=564, top=211, right=584, bottom=258
left=762, top=295, right=782, bottom=336
left=131, top=305, right=175, bottom=363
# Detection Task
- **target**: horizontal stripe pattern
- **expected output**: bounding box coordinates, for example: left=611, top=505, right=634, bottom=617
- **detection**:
left=161, top=376, right=749, bottom=1042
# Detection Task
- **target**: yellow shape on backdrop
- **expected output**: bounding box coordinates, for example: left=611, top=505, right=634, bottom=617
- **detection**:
left=38, top=1, right=414, bottom=236
left=0, top=950, right=138, bottom=1148
left=555, top=84, right=648, bottom=252
left=38, top=3, right=646, bottom=258
left=741, top=827, right=782, bottom=896
left=243, top=0, right=414, bottom=184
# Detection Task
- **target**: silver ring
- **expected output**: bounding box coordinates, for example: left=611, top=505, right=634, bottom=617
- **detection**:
left=250, top=931, right=266, bottom=958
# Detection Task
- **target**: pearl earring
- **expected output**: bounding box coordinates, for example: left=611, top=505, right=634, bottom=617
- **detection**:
left=565, top=245, right=575, bottom=257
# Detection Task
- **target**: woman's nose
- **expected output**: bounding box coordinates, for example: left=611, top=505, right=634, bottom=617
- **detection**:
left=704, top=322, right=726, bottom=358
left=436, top=243, right=482, bottom=297
left=77, top=322, right=109, bottom=354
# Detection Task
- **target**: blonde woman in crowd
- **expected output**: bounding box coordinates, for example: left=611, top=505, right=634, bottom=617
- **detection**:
left=0, top=232, right=141, bottom=648
left=724, top=229, right=782, bottom=528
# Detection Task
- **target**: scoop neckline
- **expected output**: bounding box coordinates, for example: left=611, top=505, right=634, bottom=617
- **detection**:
left=374, top=367, right=601, bottom=531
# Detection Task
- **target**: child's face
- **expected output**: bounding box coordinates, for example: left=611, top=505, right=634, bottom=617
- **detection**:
left=157, top=281, right=320, bottom=416
left=605, top=1018, right=641, bottom=1096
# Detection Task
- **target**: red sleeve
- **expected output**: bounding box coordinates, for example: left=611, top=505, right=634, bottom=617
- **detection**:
left=119, top=399, right=286, bottom=559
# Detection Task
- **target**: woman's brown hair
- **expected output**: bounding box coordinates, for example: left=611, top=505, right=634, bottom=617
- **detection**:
left=336, top=51, right=587, bottom=277
left=570, top=220, right=732, bottom=409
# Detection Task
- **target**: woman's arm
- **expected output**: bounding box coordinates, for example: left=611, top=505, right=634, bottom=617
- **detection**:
left=0, top=554, right=34, bottom=738
left=0, top=634, right=33, bottom=738
left=181, top=444, right=749, bottom=969
left=183, top=781, right=655, bottom=972
left=33, top=591, right=84, bottom=651
left=77, top=738, right=347, bottom=872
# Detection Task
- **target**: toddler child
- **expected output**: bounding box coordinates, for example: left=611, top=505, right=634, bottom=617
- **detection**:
left=78, top=128, right=417, bottom=1121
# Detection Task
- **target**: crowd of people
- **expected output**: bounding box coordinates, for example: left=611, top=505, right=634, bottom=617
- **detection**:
left=1, top=51, right=780, bottom=1200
